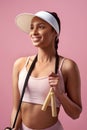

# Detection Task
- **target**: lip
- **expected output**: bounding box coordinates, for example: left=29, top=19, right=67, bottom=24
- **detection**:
left=31, top=36, right=41, bottom=42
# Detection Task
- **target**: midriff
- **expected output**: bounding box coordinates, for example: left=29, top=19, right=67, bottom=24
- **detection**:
left=21, top=102, right=60, bottom=129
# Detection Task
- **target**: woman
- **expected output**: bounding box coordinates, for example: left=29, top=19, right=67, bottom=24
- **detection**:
left=7, top=11, right=82, bottom=130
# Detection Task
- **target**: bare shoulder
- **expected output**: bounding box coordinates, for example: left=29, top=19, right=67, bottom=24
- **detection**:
left=63, top=58, right=79, bottom=71
left=59, top=56, right=78, bottom=70
left=64, top=58, right=78, bottom=72
left=28, top=55, right=36, bottom=63
left=13, top=55, right=36, bottom=72
left=62, top=57, right=80, bottom=80
left=13, top=57, right=27, bottom=69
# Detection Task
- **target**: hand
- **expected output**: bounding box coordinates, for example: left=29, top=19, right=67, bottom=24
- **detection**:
left=48, top=72, right=64, bottom=95
left=4, top=127, right=12, bottom=130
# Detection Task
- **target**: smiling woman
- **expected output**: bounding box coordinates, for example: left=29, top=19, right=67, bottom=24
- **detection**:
left=5, top=11, right=82, bottom=130
left=29, top=17, right=56, bottom=48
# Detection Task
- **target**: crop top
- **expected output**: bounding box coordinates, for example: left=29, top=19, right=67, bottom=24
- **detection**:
left=18, top=57, right=65, bottom=108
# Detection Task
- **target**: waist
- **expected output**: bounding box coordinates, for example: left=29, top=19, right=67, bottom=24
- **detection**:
left=22, top=120, right=63, bottom=130
left=21, top=102, right=60, bottom=129
left=22, top=98, right=60, bottom=108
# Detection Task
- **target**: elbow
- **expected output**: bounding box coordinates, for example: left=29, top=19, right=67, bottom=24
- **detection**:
left=71, top=107, right=82, bottom=120
left=71, top=113, right=80, bottom=120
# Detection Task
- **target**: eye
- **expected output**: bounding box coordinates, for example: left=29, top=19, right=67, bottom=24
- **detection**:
left=38, top=24, right=45, bottom=29
left=30, top=25, right=34, bottom=30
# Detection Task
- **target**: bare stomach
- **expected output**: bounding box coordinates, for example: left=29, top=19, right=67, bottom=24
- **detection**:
left=21, top=102, right=60, bottom=129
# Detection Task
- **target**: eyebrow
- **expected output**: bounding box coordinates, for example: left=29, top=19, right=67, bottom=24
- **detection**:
left=31, top=21, right=46, bottom=26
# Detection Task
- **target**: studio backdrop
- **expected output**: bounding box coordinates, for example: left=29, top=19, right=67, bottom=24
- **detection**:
left=0, top=0, right=87, bottom=130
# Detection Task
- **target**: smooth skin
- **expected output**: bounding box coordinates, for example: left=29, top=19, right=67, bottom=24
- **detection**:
left=9, top=17, right=82, bottom=130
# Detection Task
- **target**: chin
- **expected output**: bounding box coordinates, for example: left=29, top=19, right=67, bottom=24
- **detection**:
left=33, top=42, right=42, bottom=46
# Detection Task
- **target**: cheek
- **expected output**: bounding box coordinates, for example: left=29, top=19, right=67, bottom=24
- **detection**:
left=29, top=33, right=31, bottom=39
left=43, top=32, right=50, bottom=40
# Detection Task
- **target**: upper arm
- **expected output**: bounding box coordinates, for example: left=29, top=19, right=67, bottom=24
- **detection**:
left=12, top=59, right=21, bottom=109
left=12, top=57, right=26, bottom=109
left=64, top=59, right=82, bottom=108
left=12, top=55, right=35, bottom=107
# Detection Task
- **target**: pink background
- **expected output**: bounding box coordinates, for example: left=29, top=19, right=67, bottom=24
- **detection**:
left=0, top=0, right=87, bottom=130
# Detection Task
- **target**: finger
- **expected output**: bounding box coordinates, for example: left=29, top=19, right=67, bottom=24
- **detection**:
left=49, top=72, right=56, bottom=76
left=49, top=72, right=60, bottom=78
left=49, top=76, right=59, bottom=82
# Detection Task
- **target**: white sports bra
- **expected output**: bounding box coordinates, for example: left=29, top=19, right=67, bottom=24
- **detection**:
left=18, top=57, right=65, bottom=107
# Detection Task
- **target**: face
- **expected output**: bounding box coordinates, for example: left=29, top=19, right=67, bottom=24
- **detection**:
left=29, top=17, right=57, bottom=48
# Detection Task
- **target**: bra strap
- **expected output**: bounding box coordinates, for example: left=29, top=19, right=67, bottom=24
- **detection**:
left=59, top=58, right=65, bottom=70
left=25, top=56, right=30, bottom=67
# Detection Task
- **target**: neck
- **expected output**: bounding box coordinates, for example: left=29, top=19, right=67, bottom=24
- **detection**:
left=37, top=47, right=56, bottom=63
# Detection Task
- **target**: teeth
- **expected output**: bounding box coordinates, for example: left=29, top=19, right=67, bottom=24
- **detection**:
left=32, top=37, right=40, bottom=41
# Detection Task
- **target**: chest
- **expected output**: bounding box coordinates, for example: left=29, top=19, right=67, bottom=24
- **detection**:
left=28, top=62, right=55, bottom=78
left=28, top=76, right=50, bottom=97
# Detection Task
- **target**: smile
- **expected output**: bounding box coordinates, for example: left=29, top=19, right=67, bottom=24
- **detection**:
left=31, top=36, right=41, bottom=42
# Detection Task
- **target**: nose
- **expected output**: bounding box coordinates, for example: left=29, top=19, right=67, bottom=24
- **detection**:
left=31, top=27, right=38, bottom=35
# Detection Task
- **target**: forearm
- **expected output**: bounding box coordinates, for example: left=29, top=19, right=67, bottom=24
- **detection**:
left=57, top=93, right=82, bottom=119
left=11, top=109, right=22, bottom=129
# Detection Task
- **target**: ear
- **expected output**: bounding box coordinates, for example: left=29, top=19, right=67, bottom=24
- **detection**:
left=54, top=30, right=59, bottom=38
left=55, top=35, right=59, bottom=40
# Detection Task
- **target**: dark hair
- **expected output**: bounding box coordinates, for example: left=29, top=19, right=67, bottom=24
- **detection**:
left=47, top=11, right=61, bottom=67
left=47, top=11, right=61, bottom=70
